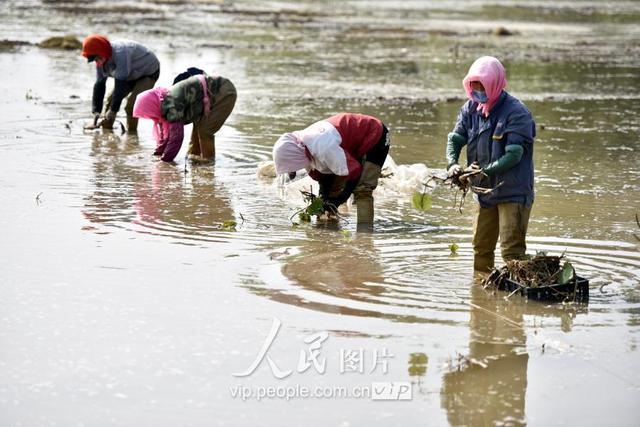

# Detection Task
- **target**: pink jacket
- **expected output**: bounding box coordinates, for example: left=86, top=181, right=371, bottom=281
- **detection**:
left=133, top=87, right=184, bottom=162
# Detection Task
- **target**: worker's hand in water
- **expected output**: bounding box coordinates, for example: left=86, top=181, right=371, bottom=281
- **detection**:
left=447, top=164, right=462, bottom=177
left=322, top=199, right=339, bottom=217
left=101, top=110, right=116, bottom=128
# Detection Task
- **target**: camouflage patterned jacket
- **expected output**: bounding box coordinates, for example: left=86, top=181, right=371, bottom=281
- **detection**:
left=160, top=74, right=229, bottom=124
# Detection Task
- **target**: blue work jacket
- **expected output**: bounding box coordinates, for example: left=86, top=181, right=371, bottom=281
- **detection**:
left=453, top=91, right=536, bottom=207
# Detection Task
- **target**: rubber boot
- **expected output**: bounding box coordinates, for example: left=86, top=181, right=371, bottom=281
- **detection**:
left=101, top=93, right=116, bottom=129
left=126, top=116, right=138, bottom=133
left=354, top=161, right=382, bottom=231
left=359, top=162, right=382, bottom=189
left=100, top=115, right=115, bottom=130
left=188, top=124, right=201, bottom=156
left=199, top=133, right=215, bottom=161
left=355, top=189, right=374, bottom=231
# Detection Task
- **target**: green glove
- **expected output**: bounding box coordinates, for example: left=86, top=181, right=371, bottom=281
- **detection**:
left=446, top=132, right=467, bottom=169
left=483, top=144, right=524, bottom=176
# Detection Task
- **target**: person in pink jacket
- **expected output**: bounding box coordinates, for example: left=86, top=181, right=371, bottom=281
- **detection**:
left=273, top=113, right=390, bottom=228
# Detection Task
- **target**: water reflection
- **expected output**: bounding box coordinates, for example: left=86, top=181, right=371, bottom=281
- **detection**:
left=262, top=232, right=390, bottom=318
left=132, top=162, right=235, bottom=237
left=82, top=133, right=235, bottom=243
left=442, top=285, right=528, bottom=426
left=83, top=133, right=146, bottom=227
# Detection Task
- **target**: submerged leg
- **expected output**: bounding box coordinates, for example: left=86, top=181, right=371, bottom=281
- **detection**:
left=354, top=189, right=374, bottom=230
left=197, top=80, right=237, bottom=161
left=189, top=123, right=202, bottom=157
left=472, top=205, right=500, bottom=272
left=198, top=132, right=215, bottom=160
left=354, top=161, right=382, bottom=230
left=125, top=75, right=156, bottom=133
left=498, top=203, right=531, bottom=262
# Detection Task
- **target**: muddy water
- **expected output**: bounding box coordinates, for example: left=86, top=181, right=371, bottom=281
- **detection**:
left=1, top=0, right=639, bottom=425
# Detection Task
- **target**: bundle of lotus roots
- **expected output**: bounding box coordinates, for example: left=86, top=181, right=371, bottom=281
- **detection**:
left=422, top=163, right=503, bottom=213
left=483, top=254, right=575, bottom=289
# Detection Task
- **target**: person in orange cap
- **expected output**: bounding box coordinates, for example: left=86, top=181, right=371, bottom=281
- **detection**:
left=82, top=35, right=160, bottom=132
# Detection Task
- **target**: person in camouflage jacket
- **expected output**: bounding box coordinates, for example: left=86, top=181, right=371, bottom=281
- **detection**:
left=132, top=72, right=237, bottom=162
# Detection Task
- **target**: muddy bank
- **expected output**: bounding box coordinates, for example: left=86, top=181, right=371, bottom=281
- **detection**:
left=0, top=35, right=81, bottom=51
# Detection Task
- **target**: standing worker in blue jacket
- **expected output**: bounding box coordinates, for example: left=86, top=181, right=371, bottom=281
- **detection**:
left=81, top=35, right=160, bottom=132
left=445, top=56, right=536, bottom=273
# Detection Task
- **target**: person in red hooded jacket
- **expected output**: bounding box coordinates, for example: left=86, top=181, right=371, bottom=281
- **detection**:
left=81, top=34, right=160, bottom=132
left=272, top=113, right=391, bottom=230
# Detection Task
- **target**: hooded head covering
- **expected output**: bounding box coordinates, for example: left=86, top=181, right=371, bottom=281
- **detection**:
left=133, top=87, right=169, bottom=141
left=82, top=35, right=112, bottom=62
left=173, top=67, right=205, bottom=85
left=272, top=132, right=310, bottom=174
left=462, top=56, right=507, bottom=117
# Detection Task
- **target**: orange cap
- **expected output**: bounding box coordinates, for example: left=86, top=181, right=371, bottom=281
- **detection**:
left=82, top=35, right=112, bottom=61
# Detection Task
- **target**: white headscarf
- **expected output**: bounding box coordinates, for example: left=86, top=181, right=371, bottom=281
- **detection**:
left=272, top=132, right=310, bottom=174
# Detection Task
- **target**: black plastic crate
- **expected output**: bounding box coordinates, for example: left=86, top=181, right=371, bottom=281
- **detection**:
left=498, top=276, right=589, bottom=303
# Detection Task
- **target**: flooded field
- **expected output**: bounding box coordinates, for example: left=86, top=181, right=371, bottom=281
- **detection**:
left=1, top=0, right=639, bottom=425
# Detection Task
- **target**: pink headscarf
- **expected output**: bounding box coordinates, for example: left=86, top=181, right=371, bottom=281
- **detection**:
left=463, top=56, right=507, bottom=117
left=272, top=132, right=310, bottom=174
left=133, top=87, right=169, bottom=142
